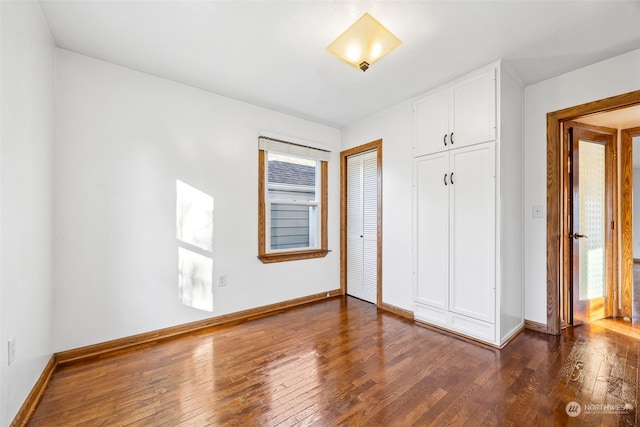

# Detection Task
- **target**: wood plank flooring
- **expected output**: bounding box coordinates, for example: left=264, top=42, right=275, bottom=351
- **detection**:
left=28, top=297, right=639, bottom=426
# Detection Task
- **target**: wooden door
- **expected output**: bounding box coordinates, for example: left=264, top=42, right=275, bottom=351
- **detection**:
left=450, top=69, right=496, bottom=149
left=448, top=143, right=496, bottom=322
left=346, top=150, right=378, bottom=304
left=568, top=124, right=616, bottom=324
left=414, top=152, right=450, bottom=309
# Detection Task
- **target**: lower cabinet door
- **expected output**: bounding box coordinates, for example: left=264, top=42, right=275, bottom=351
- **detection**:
left=414, top=152, right=449, bottom=310
left=448, top=143, right=496, bottom=323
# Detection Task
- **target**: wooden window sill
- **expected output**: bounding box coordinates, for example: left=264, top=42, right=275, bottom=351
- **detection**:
left=258, top=249, right=330, bottom=264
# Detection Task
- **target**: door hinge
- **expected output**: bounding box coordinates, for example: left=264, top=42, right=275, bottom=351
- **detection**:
left=613, top=151, right=617, bottom=160
left=612, top=220, right=615, bottom=230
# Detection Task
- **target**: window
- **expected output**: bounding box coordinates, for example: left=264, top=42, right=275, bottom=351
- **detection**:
left=258, top=137, right=329, bottom=263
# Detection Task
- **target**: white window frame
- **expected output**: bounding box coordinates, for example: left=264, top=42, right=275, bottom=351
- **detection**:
left=265, top=158, right=321, bottom=253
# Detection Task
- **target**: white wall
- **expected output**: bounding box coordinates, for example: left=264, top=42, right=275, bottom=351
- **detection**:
left=1, top=1, right=55, bottom=425
left=524, top=48, right=640, bottom=324
left=53, top=50, right=341, bottom=352
left=341, top=101, right=414, bottom=311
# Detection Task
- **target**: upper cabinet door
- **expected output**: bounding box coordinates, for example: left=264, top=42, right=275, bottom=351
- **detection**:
left=414, top=68, right=496, bottom=157
left=450, top=69, right=496, bottom=149
left=414, top=88, right=449, bottom=156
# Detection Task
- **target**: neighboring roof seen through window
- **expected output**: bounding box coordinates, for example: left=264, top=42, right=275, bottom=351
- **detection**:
left=268, top=160, right=315, bottom=187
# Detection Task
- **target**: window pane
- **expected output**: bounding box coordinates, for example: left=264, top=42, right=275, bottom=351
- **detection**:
left=270, top=203, right=317, bottom=250
left=267, top=153, right=317, bottom=202
left=578, top=140, right=606, bottom=300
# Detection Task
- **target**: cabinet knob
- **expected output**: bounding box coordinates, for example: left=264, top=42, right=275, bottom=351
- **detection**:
left=443, top=173, right=448, bottom=186
left=443, top=134, right=448, bottom=146
left=450, top=132, right=454, bottom=145
left=450, top=172, right=454, bottom=184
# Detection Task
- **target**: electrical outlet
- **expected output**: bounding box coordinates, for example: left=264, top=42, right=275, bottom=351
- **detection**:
left=217, top=275, right=227, bottom=287
left=8, top=337, right=16, bottom=366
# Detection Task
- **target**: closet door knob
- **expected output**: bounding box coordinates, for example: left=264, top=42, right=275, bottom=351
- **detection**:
left=443, top=134, right=448, bottom=146
left=450, top=132, right=454, bottom=145
left=444, top=173, right=448, bottom=186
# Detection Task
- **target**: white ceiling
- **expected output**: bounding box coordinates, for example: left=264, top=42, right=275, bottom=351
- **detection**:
left=37, top=0, right=640, bottom=128
left=578, top=105, right=640, bottom=130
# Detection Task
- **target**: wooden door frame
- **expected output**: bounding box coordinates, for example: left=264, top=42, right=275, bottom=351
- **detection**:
left=621, top=126, right=640, bottom=319
left=341, top=140, right=383, bottom=307
left=547, top=89, right=640, bottom=335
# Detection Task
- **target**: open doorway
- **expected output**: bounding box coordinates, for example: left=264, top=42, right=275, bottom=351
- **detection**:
left=546, top=90, right=640, bottom=335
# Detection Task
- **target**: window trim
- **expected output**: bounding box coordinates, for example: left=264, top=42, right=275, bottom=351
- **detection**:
left=258, top=149, right=329, bottom=263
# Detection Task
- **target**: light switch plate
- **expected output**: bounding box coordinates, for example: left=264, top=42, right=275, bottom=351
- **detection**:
left=8, top=337, right=16, bottom=366
left=532, top=205, right=544, bottom=218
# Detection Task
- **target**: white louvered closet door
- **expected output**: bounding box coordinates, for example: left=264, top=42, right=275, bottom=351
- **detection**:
left=346, top=150, right=378, bottom=304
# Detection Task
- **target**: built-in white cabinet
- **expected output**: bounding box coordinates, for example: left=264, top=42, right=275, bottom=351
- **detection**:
left=412, top=62, right=523, bottom=347
left=414, top=69, right=496, bottom=156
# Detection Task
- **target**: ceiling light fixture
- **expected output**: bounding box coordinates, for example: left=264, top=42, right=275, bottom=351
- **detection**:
left=327, top=12, right=401, bottom=72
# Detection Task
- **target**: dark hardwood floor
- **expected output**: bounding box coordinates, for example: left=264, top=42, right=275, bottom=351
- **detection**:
left=28, top=297, right=638, bottom=426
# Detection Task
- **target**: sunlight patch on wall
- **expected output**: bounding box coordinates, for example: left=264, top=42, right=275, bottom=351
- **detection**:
left=177, top=179, right=214, bottom=252
left=178, top=247, right=213, bottom=312
left=176, top=180, right=214, bottom=312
